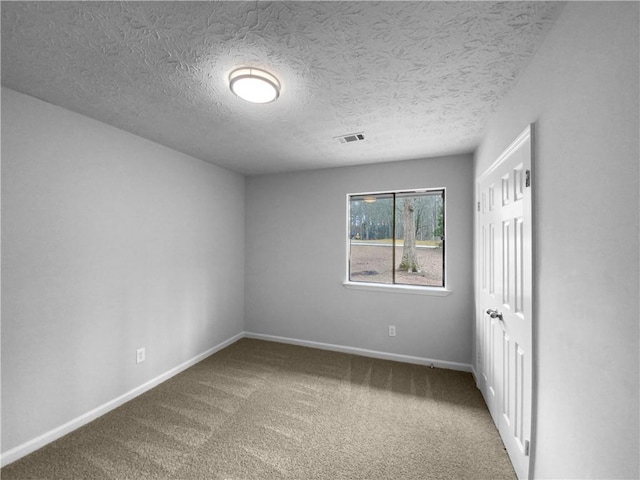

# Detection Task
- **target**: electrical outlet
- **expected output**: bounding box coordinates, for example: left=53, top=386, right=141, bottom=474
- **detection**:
left=388, top=325, right=396, bottom=337
left=136, top=347, right=146, bottom=364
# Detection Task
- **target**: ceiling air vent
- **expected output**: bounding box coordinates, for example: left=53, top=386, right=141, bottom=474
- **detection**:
left=335, top=132, right=365, bottom=144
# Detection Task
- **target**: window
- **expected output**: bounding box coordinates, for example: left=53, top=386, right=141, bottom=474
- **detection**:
left=347, top=189, right=445, bottom=289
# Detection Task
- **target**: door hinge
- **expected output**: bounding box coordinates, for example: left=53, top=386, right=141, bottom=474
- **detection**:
left=524, top=440, right=530, bottom=456
left=525, top=170, right=531, bottom=188
left=477, top=201, right=480, bottom=212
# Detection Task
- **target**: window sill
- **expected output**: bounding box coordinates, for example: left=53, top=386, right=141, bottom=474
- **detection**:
left=342, top=281, right=452, bottom=296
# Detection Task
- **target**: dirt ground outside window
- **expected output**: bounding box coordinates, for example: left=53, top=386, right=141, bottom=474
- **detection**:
left=349, top=244, right=444, bottom=287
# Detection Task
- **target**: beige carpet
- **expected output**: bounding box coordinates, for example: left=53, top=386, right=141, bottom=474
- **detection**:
left=1, top=338, right=516, bottom=479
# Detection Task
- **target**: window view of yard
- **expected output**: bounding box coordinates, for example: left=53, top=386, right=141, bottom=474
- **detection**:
left=349, top=190, right=445, bottom=287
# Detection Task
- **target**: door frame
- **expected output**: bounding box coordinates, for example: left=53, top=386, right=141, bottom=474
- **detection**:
left=474, top=123, right=536, bottom=479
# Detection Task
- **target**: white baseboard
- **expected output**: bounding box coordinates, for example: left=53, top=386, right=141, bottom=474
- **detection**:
left=244, top=332, right=473, bottom=372
left=2, top=331, right=473, bottom=467
left=471, top=365, right=480, bottom=388
left=0, top=332, right=244, bottom=468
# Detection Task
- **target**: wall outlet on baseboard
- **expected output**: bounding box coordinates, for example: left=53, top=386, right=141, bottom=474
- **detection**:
left=388, top=325, right=396, bottom=337
left=136, top=347, right=146, bottom=364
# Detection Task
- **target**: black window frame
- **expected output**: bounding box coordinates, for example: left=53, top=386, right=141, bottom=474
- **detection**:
left=346, top=188, right=446, bottom=290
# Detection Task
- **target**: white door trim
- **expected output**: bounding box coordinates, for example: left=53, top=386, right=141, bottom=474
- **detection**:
left=477, top=126, right=534, bottom=184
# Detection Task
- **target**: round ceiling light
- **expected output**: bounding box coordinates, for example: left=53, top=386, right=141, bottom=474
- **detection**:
left=229, top=67, right=280, bottom=104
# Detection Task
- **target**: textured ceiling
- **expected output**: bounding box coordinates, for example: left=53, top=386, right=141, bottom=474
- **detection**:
left=1, top=2, right=562, bottom=175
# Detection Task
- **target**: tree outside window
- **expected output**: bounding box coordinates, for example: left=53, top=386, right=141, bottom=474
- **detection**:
left=348, top=189, right=445, bottom=287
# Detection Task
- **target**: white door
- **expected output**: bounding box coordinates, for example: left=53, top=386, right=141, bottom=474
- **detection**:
left=476, top=126, right=533, bottom=480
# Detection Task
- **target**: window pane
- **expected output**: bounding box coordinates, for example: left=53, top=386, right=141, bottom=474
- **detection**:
left=394, top=192, right=444, bottom=287
left=349, top=195, right=394, bottom=284
left=348, top=189, right=445, bottom=288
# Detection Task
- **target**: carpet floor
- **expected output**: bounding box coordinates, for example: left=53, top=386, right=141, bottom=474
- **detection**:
left=1, top=338, right=516, bottom=479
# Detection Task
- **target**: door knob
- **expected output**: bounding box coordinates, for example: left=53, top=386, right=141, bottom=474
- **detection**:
left=486, top=309, right=504, bottom=321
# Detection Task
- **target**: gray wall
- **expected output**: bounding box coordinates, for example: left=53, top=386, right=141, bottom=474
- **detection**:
left=1, top=88, right=246, bottom=453
left=474, top=3, right=639, bottom=478
left=245, top=155, right=474, bottom=364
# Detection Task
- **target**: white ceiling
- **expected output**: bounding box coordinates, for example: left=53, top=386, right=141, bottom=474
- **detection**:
left=1, top=1, right=562, bottom=175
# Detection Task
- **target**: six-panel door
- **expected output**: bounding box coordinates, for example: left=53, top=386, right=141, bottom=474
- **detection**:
left=477, top=126, right=533, bottom=480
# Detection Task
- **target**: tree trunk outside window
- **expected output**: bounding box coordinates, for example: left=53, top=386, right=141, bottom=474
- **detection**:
left=399, top=198, right=420, bottom=272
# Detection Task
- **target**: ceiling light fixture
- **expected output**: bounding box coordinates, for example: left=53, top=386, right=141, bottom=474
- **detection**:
left=229, top=67, right=280, bottom=104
